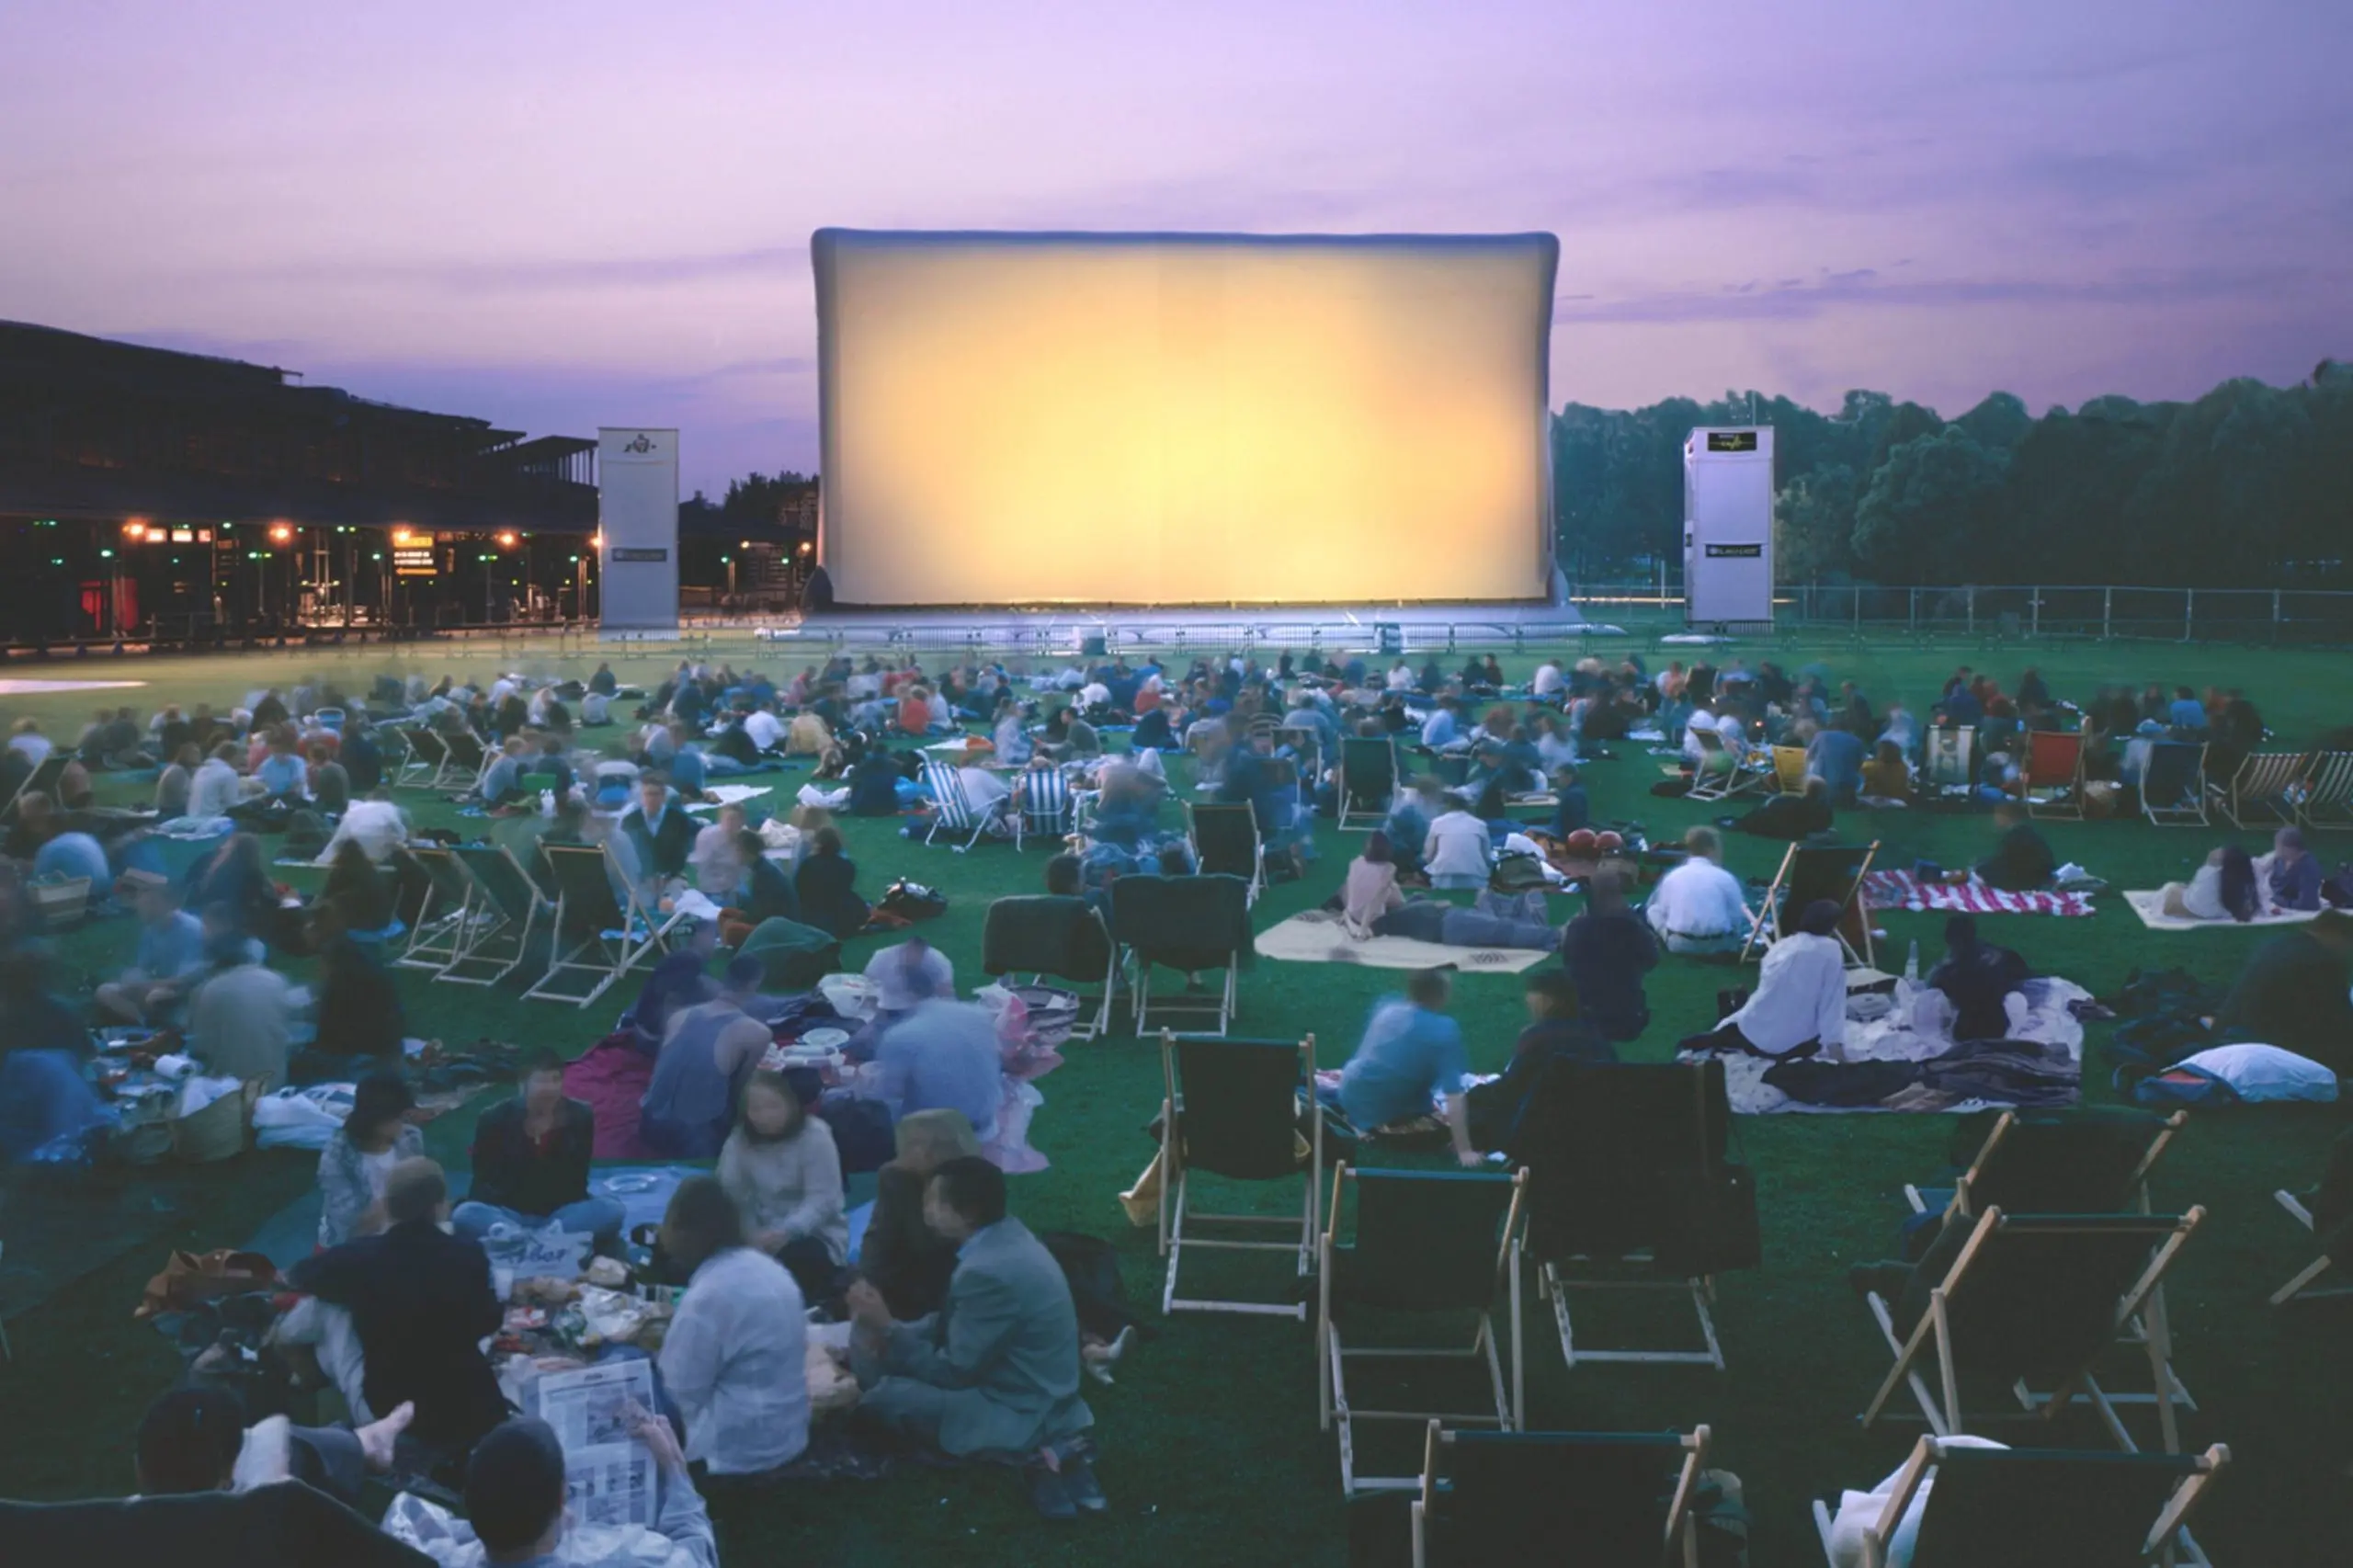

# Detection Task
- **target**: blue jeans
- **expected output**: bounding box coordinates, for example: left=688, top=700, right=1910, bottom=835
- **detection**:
left=451, top=1197, right=627, bottom=1245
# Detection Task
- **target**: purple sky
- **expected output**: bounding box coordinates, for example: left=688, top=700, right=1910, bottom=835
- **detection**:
left=6, top=2, right=2348, bottom=495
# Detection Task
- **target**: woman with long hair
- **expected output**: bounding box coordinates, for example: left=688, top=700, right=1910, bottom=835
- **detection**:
left=717, top=1072, right=846, bottom=1301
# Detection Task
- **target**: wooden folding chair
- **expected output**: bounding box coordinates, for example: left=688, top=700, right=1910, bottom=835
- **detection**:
left=2296, top=749, right=2353, bottom=830
left=1922, top=725, right=1976, bottom=793
left=389, top=727, right=440, bottom=790
left=526, top=842, right=682, bottom=1007
left=1319, top=1165, right=1528, bottom=1494
left=1813, top=1436, right=2228, bottom=1568
left=442, top=843, right=552, bottom=986
left=395, top=846, right=477, bottom=974
left=438, top=729, right=489, bottom=791
left=1414, top=1421, right=1711, bottom=1568
left=1157, top=1031, right=1321, bottom=1319
left=2140, top=744, right=2209, bottom=827
left=920, top=759, right=996, bottom=852
left=1112, top=872, right=1252, bottom=1036
left=0, top=755, right=69, bottom=825
left=2022, top=732, right=2086, bottom=819
left=2269, top=1189, right=2352, bottom=1305
left=1685, top=728, right=1765, bottom=803
left=1339, top=735, right=1400, bottom=830
left=1738, top=840, right=1878, bottom=966
left=1521, top=1061, right=1746, bottom=1372
left=1859, top=1207, right=2205, bottom=1455
left=1770, top=744, right=1810, bottom=796
left=980, top=894, right=1118, bottom=1040
left=1187, top=800, right=1266, bottom=903
left=2215, top=750, right=2311, bottom=829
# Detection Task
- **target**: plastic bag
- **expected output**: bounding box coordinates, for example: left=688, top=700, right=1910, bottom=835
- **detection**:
left=479, top=1218, right=594, bottom=1283
left=252, top=1084, right=356, bottom=1151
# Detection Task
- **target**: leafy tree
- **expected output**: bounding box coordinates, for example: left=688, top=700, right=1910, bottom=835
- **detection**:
left=1850, top=427, right=2011, bottom=583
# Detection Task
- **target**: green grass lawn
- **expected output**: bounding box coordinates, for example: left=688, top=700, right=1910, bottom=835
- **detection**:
left=2, top=631, right=2348, bottom=1566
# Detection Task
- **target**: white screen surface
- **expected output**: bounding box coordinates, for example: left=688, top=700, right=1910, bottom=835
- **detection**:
left=813, top=231, right=1557, bottom=607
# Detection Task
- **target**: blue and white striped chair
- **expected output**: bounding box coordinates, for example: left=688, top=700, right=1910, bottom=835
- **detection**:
left=921, top=759, right=994, bottom=853
left=1018, top=767, right=1073, bottom=849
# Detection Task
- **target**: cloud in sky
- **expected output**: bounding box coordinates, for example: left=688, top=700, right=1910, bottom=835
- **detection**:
left=2, top=0, right=2348, bottom=491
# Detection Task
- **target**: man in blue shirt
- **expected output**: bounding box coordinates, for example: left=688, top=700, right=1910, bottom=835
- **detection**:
left=1419, top=700, right=1465, bottom=753
left=1805, top=722, right=1868, bottom=804
left=253, top=732, right=309, bottom=801
left=1332, top=970, right=1481, bottom=1164
left=2166, top=686, right=2209, bottom=735
left=97, top=879, right=207, bottom=1025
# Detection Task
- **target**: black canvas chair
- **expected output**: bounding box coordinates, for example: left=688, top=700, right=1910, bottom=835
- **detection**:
left=0, top=754, right=70, bottom=824
left=1413, top=1421, right=1712, bottom=1568
left=1739, top=839, right=1878, bottom=967
left=442, top=842, right=552, bottom=985
left=1188, top=800, right=1266, bottom=903
left=1339, top=735, right=1401, bottom=830
left=1319, top=1165, right=1527, bottom=1494
left=526, top=841, right=682, bottom=1006
left=394, top=845, right=477, bottom=973
left=2141, top=743, right=2210, bottom=827
left=385, top=726, right=438, bottom=790
left=2269, top=1183, right=2353, bottom=1306
left=1157, top=1030, right=1321, bottom=1319
left=981, top=893, right=1117, bottom=1039
left=1812, top=1436, right=2228, bottom=1568
left=1859, top=1207, right=2205, bottom=1456
left=1110, top=872, right=1254, bottom=1036
left=1519, top=1060, right=1751, bottom=1371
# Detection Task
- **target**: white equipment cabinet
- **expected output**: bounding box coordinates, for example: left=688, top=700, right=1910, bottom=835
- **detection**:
left=1683, top=426, right=1775, bottom=628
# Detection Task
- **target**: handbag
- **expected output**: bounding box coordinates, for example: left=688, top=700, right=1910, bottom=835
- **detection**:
left=1658, top=1062, right=1762, bottom=1276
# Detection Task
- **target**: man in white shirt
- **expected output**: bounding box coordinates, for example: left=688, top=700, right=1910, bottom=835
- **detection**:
left=1385, top=661, right=1415, bottom=693
left=7, top=719, right=52, bottom=767
left=1531, top=661, right=1565, bottom=698
left=1422, top=801, right=1493, bottom=891
left=741, top=706, right=787, bottom=753
left=1681, top=900, right=1848, bottom=1057
left=1644, top=826, right=1754, bottom=955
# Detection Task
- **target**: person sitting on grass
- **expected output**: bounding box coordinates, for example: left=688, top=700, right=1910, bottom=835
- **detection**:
left=475, top=736, right=529, bottom=812
left=307, top=741, right=350, bottom=817
left=687, top=801, right=749, bottom=899
left=154, top=742, right=201, bottom=821
left=617, top=774, right=697, bottom=893
left=794, top=824, right=871, bottom=938
left=1467, top=969, right=1617, bottom=1153
left=401, top=1411, right=715, bottom=1568
left=719, top=1071, right=847, bottom=1301
left=2220, top=909, right=2353, bottom=1075
left=655, top=1176, right=811, bottom=1482
left=1858, top=740, right=1912, bottom=807
left=626, top=918, right=719, bottom=1053
left=316, top=1072, right=425, bottom=1248
left=96, top=876, right=206, bottom=1026
left=2159, top=844, right=2262, bottom=923
left=639, top=956, right=769, bottom=1159
left=1644, top=826, right=1753, bottom=957
left=847, top=1157, right=1103, bottom=1520
left=1557, top=861, right=1657, bottom=1042
left=252, top=727, right=310, bottom=804
left=1341, top=830, right=1406, bottom=935
left=860, top=1109, right=983, bottom=1320
left=186, top=920, right=295, bottom=1091
left=1330, top=968, right=1481, bottom=1164
left=719, top=828, right=801, bottom=943
left=1974, top=801, right=2055, bottom=892
left=1678, top=899, right=1847, bottom=1060
left=1927, top=915, right=2030, bottom=1041
left=1420, top=793, right=1493, bottom=892
left=1730, top=773, right=1835, bottom=840
left=311, top=915, right=408, bottom=1060
left=2256, top=825, right=2324, bottom=914
left=453, top=1049, right=625, bottom=1251
left=289, top=1160, right=506, bottom=1465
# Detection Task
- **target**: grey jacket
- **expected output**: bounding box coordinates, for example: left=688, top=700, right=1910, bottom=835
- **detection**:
left=857, top=1216, right=1091, bottom=1456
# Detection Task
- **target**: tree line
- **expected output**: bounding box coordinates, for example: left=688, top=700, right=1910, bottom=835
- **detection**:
left=1552, top=361, right=2353, bottom=587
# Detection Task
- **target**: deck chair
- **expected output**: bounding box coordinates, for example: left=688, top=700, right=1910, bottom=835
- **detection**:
left=395, top=846, right=478, bottom=973
left=1520, top=1060, right=1748, bottom=1372
left=1187, top=800, right=1266, bottom=903
left=1739, top=840, right=1878, bottom=966
left=1685, top=729, right=1766, bottom=803
left=1157, top=1031, right=1321, bottom=1319
left=2215, top=749, right=2310, bottom=829
left=389, top=727, right=440, bottom=789
left=1017, top=766, right=1073, bottom=848
left=526, top=842, right=682, bottom=1007
left=1813, top=1436, right=2229, bottom=1568
left=1859, top=1207, right=2205, bottom=1455
left=1770, top=744, right=1811, bottom=796
left=438, top=729, right=489, bottom=791
left=1111, top=872, right=1253, bottom=1035
left=2296, top=749, right=2353, bottom=830
left=920, top=759, right=998, bottom=852
left=980, top=894, right=1117, bottom=1039
left=1339, top=736, right=1400, bottom=830
left=1414, top=1422, right=1711, bottom=1568
left=1922, top=725, right=1976, bottom=792
left=0, top=755, right=69, bottom=825
left=2139, top=744, right=2208, bottom=827
left=2022, top=732, right=2086, bottom=819
left=2268, top=1189, right=2353, bottom=1306
left=1318, top=1165, right=1528, bottom=1494
left=441, top=843, right=551, bottom=986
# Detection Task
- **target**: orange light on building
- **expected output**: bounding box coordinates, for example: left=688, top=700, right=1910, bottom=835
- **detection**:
left=123, top=519, right=148, bottom=540
left=268, top=522, right=294, bottom=545
left=495, top=530, right=519, bottom=549
left=589, top=531, right=603, bottom=550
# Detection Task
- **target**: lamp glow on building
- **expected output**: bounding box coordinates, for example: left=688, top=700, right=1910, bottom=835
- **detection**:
left=268, top=522, right=294, bottom=545
left=496, top=530, right=519, bottom=549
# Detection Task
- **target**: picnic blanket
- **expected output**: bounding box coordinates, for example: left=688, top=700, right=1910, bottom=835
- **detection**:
left=685, top=784, right=773, bottom=809
left=1863, top=869, right=2096, bottom=917
left=2123, top=889, right=2324, bottom=933
left=1254, top=908, right=1552, bottom=974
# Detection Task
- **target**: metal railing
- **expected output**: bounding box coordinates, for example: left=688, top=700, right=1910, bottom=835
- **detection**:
left=1571, top=583, right=2353, bottom=644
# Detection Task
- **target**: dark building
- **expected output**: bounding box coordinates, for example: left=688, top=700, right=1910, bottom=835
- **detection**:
left=0, top=320, right=597, bottom=642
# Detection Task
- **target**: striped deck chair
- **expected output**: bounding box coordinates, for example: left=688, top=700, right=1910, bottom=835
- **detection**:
left=1417, top=1424, right=1711, bottom=1568
left=395, top=846, right=478, bottom=973
left=1338, top=735, right=1399, bottom=830
left=2215, top=750, right=2310, bottom=829
left=1017, top=766, right=1073, bottom=848
left=1685, top=728, right=1766, bottom=803
left=1859, top=1207, right=2205, bottom=1456
left=919, top=759, right=996, bottom=852
left=1923, top=724, right=1976, bottom=792
left=1813, top=1437, right=2229, bottom=1568
left=2022, top=732, right=2086, bottom=819
left=2296, top=749, right=2353, bottom=830
left=1770, top=744, right=1811, bottom=796
left=443, top=843, right=551, bottom=986
left=1157, top=1031, right=1321, bottom=1319
left=1319, top=1166, right=1528, bottom=1494
left=526, top=842, right=682, bottom=1007
left=2140, top=744, right=2208, bottom=827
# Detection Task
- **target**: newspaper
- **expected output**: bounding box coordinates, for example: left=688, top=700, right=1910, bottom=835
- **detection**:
left=529, top=1358, right=658, bottom=1529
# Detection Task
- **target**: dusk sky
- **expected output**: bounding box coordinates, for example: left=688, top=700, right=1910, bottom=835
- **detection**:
left=6, top=1, right=2348, bottom=495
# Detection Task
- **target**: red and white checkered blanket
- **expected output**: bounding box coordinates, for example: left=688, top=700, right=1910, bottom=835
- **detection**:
left=1862, top=869, right=2097, bottom=917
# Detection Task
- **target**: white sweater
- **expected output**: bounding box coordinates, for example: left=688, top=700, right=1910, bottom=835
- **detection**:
left=716, top=1119, right=848, bottom=1263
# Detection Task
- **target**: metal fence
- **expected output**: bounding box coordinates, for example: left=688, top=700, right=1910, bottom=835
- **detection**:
left=1573, top=584, right=2353, bottom=644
